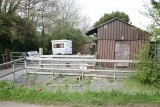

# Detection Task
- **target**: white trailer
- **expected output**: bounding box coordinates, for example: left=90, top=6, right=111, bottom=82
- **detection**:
left=51, top=40, right=72, bottom=55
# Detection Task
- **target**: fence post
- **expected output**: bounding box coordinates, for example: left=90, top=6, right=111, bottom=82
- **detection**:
left=5, top=49, right=10, bottom=62
left=24, top=57, right=27, bottom=74
left=52, top=61, right=54, bottom=76
left=82, top=61, right=84, bottom=79
left=57, top=61, right=59, bottom=72
left=75, top=61, right=77, bottom=69
left=2, top=53, right=5, bottom=62
left=114, top=73, right=116, bottom=81
left=39, top=48, right=43, bottom=68
left=114, top=63, right=116, bottom=80
left=13, top=63, right=15, bottom=82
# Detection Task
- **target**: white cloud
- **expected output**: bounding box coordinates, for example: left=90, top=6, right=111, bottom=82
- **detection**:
left=79, top=0, right=152, bottom=30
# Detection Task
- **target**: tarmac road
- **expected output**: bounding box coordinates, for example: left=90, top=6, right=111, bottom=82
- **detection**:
left=0, top=101, right=159, bottom=107
left=0, top=101, right=69, bottom=107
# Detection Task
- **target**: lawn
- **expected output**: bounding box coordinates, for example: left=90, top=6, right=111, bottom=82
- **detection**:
left=0, top=79, right=159, bottom=107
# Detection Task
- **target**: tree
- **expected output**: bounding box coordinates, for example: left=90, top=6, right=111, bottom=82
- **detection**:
left=47, top=0, right=92, bottom=53
left=0, top=11, right=38, bottom=52
left=141, top=0, right=160, bottom=40
left=93, top=11, right=130, bottom=27
left=0, top=0, right=91, bottom=55
left=136, top=0, right=160, bottom=88
left=49, top=25, right=93, bottom=54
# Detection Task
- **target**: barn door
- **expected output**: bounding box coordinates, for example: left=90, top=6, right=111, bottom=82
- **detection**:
left=115, top=41, right=130, bottom=67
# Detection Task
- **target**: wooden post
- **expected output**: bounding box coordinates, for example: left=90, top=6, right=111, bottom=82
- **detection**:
left=114, top=73, right=116, bottom=81
left=75, top=61, right=77, bottom=69
left=5, top=49, right=10, bottom=62
left=93, top=55, right=96, bottom=70
left=2, top=54, right=7, bottom=68
left=57, top=61, right=59, bottom=72
left=52, top=61, right=54, bottom=76
left=5, top=49, right=10, bottom=68
left=39, top=48, right=43, bottom=68
left=24, top=58, right=27, bottom=74
left=82, top=61, right=84, bottom=79
left=114, top=63, right=116, bottom=81
left=13, top=63, right=15, bottom=82
left=2, top=54, right=5, bottom=63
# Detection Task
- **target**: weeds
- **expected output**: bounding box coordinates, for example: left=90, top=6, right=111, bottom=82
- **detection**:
left=85, top=77, right=92, bottom=84
left=122, top=78, right=160, bottom=94
left=108, top=77, right=114, bottom=83
left=0, top=81, right=159, bottom=106
left=25, top=74, right=38, bottom=86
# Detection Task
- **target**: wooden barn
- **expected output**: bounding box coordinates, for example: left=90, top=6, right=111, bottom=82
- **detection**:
left=86, top=18, right=149, bottom=68
left=75, top=43, right=96, bottom=55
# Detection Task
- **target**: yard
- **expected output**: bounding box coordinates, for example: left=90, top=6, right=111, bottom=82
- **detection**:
left=0, top=72, right=159, bottom=107
left=0, top=53, right=159, bottom=106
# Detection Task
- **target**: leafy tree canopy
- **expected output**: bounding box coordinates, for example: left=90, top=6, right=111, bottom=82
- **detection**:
left=135, top=0, right=160, bottom=88
left=0, top=12, right=38, bottom=52
left=48, top=25, right=93, bottom=53
left=151, top=0, right=160, bottom=9
left=93, top=11, right=130, bottom=27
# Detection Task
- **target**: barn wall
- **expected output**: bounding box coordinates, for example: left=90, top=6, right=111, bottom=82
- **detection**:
left=97, top=40, right=115, bottom=68
left=96, top=19, right=149, bottom=68
left=97, top=20, right=148, bottom=41
left=130, top=40, right=148, bottom=60
left=97, top=39, right=148, bottom=68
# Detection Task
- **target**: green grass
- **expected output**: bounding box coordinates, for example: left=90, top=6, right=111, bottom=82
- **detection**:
left=0, top=81, right=160, bottom=107
left=122, top=78, right=160, bottom=94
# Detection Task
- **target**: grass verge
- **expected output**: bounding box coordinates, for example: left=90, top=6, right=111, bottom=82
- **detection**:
left=0, top=81, right=160, bottom=106
left=122, top=78, right=160, bottom=94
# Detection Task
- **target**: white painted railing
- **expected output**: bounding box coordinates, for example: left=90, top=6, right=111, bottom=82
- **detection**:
left=40, top=55, right=95, bottom=58
left=0, top=58, right=25, bottom=81
left=25, top=57, right=139, bottom=80
left=10, top=52, right=26, bottom=67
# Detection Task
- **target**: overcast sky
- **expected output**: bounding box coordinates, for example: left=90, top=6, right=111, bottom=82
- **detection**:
left=78, top=0, right=152, bottom=30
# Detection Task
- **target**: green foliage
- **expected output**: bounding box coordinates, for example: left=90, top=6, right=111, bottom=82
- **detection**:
left=123, top=78, right=159, bottom=94
left=0, top=12, right=39, bottom=54
left=146, top=0, right=160, bottom=41
left=11, top=18, right=38, bottom=51
left=93, top=11, right=130, bottom=27
left=0, top=81, right=160, bottom=106
left=85, top=77, right=92, bottom=84
left=151, top=0, right=160, bottom=9
left=136, top=43, right=160, bottom=88
left=0, top=31, right=12, bottom=51
left=49, top=26, right=93, bottom=54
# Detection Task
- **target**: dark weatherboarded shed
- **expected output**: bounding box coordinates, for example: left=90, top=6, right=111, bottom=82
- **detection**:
left=86, top=18, right=149, bottom=68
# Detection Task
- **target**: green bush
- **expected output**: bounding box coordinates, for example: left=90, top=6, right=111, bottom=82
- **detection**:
left=136, top=43, right=160, bottom=88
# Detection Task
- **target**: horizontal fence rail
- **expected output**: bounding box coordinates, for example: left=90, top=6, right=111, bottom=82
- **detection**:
left=10, top=52, right=26, bottom=67
left=26, top=57, right=139, bottom=63
left=40, top=55, right=95, bottom=58
left=0, top=58, right=25, bottom=67
left=0, top=58, right=25, bottom=81
left=25, top=57, right=139, bottom=80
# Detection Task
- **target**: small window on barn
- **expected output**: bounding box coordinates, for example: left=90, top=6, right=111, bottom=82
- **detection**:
left=53, top=43, right=64, bottom=48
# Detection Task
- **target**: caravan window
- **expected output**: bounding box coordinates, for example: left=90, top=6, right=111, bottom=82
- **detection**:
left=53, top=43, right=64, bottom=48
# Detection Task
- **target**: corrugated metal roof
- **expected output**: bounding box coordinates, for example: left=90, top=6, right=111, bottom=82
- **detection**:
left=86, top=18, right=150, bottom=36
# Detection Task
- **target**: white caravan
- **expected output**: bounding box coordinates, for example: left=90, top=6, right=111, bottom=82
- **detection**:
left=51, top=40, right=72, bottom=55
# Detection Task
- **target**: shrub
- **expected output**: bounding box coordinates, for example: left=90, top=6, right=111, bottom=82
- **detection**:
left=136, top=43, right=160, bottom=88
